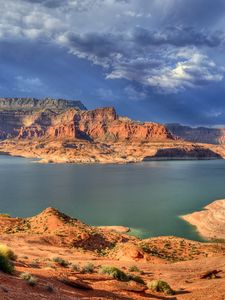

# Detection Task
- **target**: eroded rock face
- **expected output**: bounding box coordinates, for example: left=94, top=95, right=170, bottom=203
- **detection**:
left=15, top=106, right=174, bottom=142
left=0, top=98, right=86, bottom=140
left=167, top=123, right=225, bottom=145
left=0, top=97, right=87, bottom=110
left=0, top=98, right=223, bottom=163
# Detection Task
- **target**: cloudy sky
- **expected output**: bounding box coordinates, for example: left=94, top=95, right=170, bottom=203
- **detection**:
left=1, top=0, right=225, bottom=125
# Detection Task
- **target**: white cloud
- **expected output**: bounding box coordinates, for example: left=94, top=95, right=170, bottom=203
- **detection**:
left=146, top=49, right=224, bottom=92
left=0, top=0, right=224, bottom=93
left=124, top=10, right=143, bottom=17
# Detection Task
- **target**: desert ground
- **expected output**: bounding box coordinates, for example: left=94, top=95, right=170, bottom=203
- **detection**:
left=0, top=207, right=225, bottom=299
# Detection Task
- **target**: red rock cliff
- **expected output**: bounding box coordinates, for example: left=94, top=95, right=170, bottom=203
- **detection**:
left=22, top=107, right=173, bottom=142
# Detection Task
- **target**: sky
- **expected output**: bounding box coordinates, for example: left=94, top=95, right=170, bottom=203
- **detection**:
left=1, top=0, right=225, bottom=126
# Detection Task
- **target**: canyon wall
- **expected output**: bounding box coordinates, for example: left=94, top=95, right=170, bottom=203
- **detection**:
left=0, top=97, right=86, bottom=110
left=0, top=98, right=86, bottom=139
left=167, top=123, right=225, bottom=145
left=17, top=107, right=174, bottom=142
left=0, top=98, right=223, bottom=163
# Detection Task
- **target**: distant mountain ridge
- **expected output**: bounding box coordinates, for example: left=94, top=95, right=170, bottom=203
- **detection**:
left=0, top=97, right=87, bottom=111
left=167, top=123, right=225, bottom=145
left=0, top=98, right=224, bottom=163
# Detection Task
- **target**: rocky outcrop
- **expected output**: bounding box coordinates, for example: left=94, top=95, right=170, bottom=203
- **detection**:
left=0, top=97, right=87, bottom=110
left=68, top=107, right=173, bottom=142
left=167, top=123, right=225, bottom=145
left=17, top=107, right=174, bottom=142
left=0, top=98, right=86, bottom=140
left=0, top=98, right=224, bottom=163
left=182, top=199, right=225, bottom=240
left=143, top=145, right=222, bottom=160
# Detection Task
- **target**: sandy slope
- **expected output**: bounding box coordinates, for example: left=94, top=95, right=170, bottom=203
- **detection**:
left=0, top=208, right=225, bottom=299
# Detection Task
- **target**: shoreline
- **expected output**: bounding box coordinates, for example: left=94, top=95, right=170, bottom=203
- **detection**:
left=0, top=149, right=223, bottom=165
left=1, top=207, right=225, bottom=299
left=182, top=199, right=225, bottom=240
left=0, top=204, right=214, bottom=243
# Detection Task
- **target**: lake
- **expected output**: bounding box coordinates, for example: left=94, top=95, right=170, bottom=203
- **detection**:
left=1, top=155, right=225, bottom=241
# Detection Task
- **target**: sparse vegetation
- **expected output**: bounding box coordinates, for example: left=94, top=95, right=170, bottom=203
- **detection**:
left=100, top=266, right=129, bottom=281
left=44, top=285, right=54, bottom=292
left=0, top=244, right=15, bottom=274
left=29, top=258, right=40, bottom=268
left=71, top=263, right=80, bottom=272
left=100, top=265, right=145, bottom=284
left=0, top=254, right=14, bottom=274
left=147, top=280, right=175, bottom=295
left=82, top=263, right=95, bottom=273
left=0, top=244, right=17, bottom=261
left=20, top=272, right=38, bottom=286
left=52, top=257, right=69, bottom=267
left=128, top=265, right=140, bottom=273
left=128, top=274, right=145, bottom=284
left=0, top=213, right=11, bottom=218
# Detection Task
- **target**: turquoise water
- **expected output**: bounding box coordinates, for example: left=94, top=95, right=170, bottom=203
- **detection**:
left=1, top=155, right=225, bottom=241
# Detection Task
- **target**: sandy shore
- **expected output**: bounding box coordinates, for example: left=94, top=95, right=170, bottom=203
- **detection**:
left=98, top=226, right=130, bottom=233
left=182, top=199, right=225, bottom=240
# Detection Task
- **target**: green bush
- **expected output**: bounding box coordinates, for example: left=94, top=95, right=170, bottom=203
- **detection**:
left=0, top=254, right=14, bottom=274
left=0, top=244, right=17, bottom=261
left=71, top=264, right=80, bottom=272
left=128, top=265, right=140, bottom=273
left=128, top=275, right=145, bottom=284
left=82, top=263, right=94, bottom=274
left=147, top=280, right=175, bottom=295
left=20, top=272, right=38, bottom=286
left=0, top=244, right=16, bottom=274
left=52, top=257, right=69, bottom=267
left=100, top=266, right=128, bottom=281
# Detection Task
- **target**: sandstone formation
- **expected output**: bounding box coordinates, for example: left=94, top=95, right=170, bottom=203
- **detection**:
left=0, top=98, right=223, bottom=163
left=1, top=208, right=225, bottom=299
left=182, top=199, right=225, bottom=240
left=14, top=107, right=174, bottom=142
left=167, top=123, right=225, bottom=145
left=0, top=98, right=172, bottom=142
left=0, top=97, right=86, bottom=110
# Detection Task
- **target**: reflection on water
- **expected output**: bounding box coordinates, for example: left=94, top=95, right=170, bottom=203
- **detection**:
left=0, top=155, right=225, bottom=241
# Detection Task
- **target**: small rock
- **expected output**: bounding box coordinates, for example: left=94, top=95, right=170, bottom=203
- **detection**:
left=200, top=270, right=222, bottom=279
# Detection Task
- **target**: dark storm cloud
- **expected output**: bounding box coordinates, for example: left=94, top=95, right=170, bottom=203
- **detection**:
left=60, top=28, right=224, bottom=92
left=64, top=32, right=123, bottom=63
left=1, top=0, right=225, bottom=125
left=22, top=0, right=127, bottom=10
left=133, top=27, right=223, bottom=48
left=22, top=0, right=62, bottom=8
left=20, top=0, right=104, bottom=14
left=115, top=0, right=130, bottom=3
left=163, top=0, right=225, bottom=26
left=2, top=0, right=225, bottom=93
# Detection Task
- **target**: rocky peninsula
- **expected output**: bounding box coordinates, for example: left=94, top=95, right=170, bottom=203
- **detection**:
left=182, top=199, right=225, bottom=240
